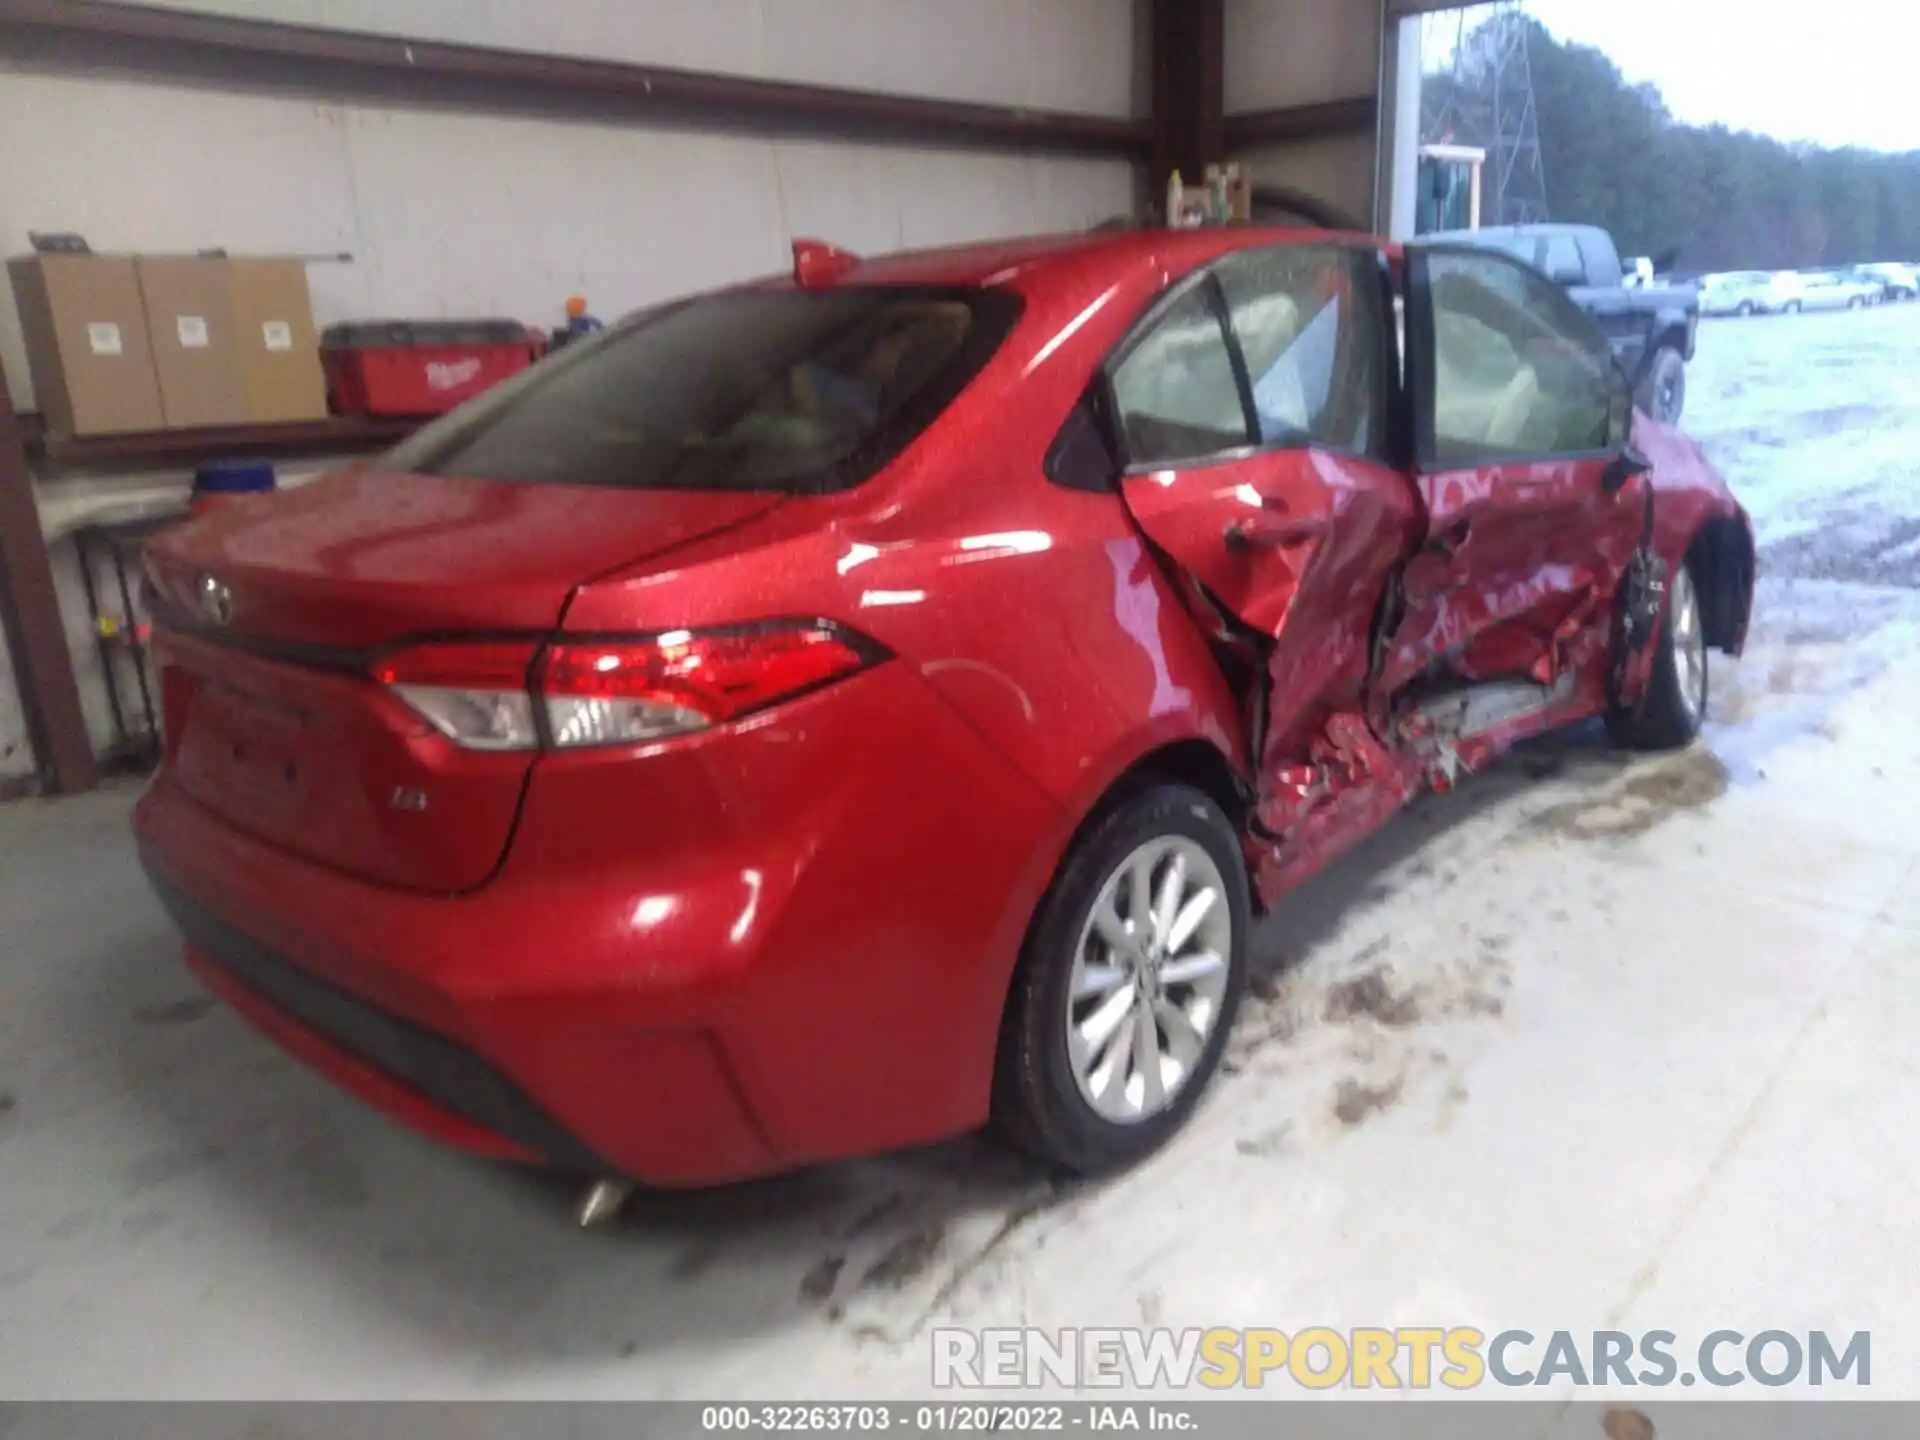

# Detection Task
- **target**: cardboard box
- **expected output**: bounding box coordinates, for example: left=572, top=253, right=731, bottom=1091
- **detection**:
left=228, top=257, right=327, bottom=424
left=8, top=254, right=165, bottom=436
left=135, top=255, right=249, bottom=428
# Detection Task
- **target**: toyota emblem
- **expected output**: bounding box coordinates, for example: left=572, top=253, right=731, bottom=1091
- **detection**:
left=197, top=574, right=234, bottom=626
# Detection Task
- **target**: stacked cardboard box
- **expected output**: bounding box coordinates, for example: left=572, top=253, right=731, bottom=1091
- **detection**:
left=9, top=251, right=330, bottom=436
left=228, top=258, right=327, bottom=425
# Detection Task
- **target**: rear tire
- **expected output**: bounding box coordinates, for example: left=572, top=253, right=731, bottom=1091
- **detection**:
left=1787, top=300, right=1803, bottom=315
left=1736, top=300, right=1755, bottom=317
left=993, top=782, right=1250, bottom=1176
left=1634, top=346, right=1687, bottom=425
left=1608, top=559, right=1708, bottom=751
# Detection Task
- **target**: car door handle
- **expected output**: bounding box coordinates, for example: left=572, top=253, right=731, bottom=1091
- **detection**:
left=1224, top=515, right=1329, bottom=553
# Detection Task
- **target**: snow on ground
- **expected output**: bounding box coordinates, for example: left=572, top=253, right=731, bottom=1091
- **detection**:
left=3, top=303, right=1919, bottom=1405
left=1692, top=304, right=1920, bottom=585
left=1689, top=304, right=1920, bottom=780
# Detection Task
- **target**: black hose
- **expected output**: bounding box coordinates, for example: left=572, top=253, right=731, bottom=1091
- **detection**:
left=1247, top=185, right=1364, bottom=232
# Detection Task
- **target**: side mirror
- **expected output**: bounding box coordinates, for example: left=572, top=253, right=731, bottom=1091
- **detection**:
left=1602, top=444, right=1652, bottom=496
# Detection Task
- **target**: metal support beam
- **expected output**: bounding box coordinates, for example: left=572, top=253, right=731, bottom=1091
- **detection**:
left=0, top=369, right=97, bottom=796
left=1151, top=0, right=1225, bottom=200
left=1383, top=10, right=1426, bottom=239
left=1221, top=96, right=1377, bottom=151
left=0, top=0, right=1150, bottom=158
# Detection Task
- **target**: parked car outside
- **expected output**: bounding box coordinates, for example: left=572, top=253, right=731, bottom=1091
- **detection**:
left=134, top=226, right=1756, bottom=1193
left=1698, top=270, right=1793, bottom=317
left=1851, top=263, right=1919, bottom=302
left=1755, top=270, right=1807, bottom=314
left=1796, top=271, right=1882, bottom=311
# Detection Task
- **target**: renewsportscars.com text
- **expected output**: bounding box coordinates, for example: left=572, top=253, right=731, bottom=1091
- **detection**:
left=931, top=1327, right=1871, bottom=1390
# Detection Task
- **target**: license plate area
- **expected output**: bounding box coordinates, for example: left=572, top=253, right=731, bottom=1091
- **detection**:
left=181, top=682, right=313, bottom=809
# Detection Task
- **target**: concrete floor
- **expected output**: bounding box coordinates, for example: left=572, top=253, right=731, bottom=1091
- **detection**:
left=4, top=308, right=1920, bottom=1401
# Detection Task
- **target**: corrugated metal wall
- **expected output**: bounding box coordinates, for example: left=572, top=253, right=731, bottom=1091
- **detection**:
left=1224, top=0, right=1385, bottom=228
left=0, top=0, right=1150, bottom=779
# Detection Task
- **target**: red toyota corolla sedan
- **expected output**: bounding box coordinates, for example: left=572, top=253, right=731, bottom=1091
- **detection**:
left=135, top=226, right=1754, bottom=1192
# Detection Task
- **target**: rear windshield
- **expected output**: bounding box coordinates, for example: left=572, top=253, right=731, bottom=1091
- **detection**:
left=383, top=286, right=1022, bottom=494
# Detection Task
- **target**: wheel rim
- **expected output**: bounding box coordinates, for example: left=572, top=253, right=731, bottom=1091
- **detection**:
left=1066, top=837, right=1233, bottom=1125
left=1670, top=566, right=1708, bottom=723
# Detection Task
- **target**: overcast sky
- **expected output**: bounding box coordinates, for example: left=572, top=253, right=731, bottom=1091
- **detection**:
left=1443, top=0, right=1920, bottom=153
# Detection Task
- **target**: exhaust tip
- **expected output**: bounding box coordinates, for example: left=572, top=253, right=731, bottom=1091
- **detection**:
left=577, top=1178, right=634, bottom=1229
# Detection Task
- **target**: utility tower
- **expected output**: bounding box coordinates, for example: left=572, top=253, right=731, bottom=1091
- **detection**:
left=1423, top=1, right=1549, bottom=226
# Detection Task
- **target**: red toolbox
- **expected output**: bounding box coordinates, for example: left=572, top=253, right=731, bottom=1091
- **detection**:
left=320, top=319, right=539, bottom=417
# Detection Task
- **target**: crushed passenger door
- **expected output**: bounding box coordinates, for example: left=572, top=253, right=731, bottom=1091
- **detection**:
left=1380, top=243, right=1650, bottom=703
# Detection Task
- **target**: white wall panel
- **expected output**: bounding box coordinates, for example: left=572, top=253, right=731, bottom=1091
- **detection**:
left=1225, top=0, right=1382, bottom=112
left=336, top=109, right=789, bottom=322
left=0, top=70, right=1135, bottom=410
left=1224, top=0, right=1385, bottom=231
left=0, top=34, right=1137, bottom=774
left=0, top=70, right=371, bottom=409
left=124, top=0, right=1143, bottom=117
left=1233, top=132, right=1379, bottom=229
left=760, top=0, right=1024, bottom=103
left=2, top=0, right=1143, bottom=777
left=1027, top=0, right=1143, bottom=119
left=307, top=0, right=766, bottom=76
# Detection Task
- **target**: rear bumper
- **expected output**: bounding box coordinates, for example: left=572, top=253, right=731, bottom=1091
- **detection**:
left=132, top=662, right=1063, bottom=1186
left=137, top=805, right=780, bottom=1185
left=148, top=867, right=607, bottom=1172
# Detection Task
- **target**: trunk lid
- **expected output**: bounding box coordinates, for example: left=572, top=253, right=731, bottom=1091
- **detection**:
left=146, top=468, right=781, bottom=891
left=145, top=468, right=781, bottom=647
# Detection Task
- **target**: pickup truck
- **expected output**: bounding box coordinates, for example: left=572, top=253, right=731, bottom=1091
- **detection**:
left=1421, top=223, right=1700, bottom=424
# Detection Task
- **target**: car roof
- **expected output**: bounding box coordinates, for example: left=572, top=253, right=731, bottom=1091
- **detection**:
left=783, top=225, right=1392, bottom=295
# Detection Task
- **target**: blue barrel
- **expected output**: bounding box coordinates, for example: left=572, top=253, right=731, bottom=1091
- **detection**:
left=191, top=458, right=276, bottom=513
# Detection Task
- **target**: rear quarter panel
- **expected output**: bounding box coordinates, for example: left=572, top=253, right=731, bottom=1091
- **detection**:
left=563, top=250, right=1251, bottom=815
left=550, top=256, right=1253, bottom=1143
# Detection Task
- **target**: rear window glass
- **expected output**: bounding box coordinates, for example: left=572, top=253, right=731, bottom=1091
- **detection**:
left=383, top=287, right=1021, bottom=494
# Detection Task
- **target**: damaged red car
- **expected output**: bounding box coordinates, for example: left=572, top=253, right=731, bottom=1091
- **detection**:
left=135, top=226, right=1755, bottom=1191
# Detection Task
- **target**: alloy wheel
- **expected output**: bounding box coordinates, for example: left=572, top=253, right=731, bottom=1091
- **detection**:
left=1066, top=837, right=1233, bottom=1124
left=1670, top=566, right=1708, bottom=723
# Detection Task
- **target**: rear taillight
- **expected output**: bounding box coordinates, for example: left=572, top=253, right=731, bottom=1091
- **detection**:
left=371, top=641, right=542, bottom=751
left=371, top=622, right=881, bottom=751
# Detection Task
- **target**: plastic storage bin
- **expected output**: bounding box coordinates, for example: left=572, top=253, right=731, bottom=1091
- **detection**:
left=191, top=458, right=276, bottom=514
left=320, top=320, right=537, bottom=417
